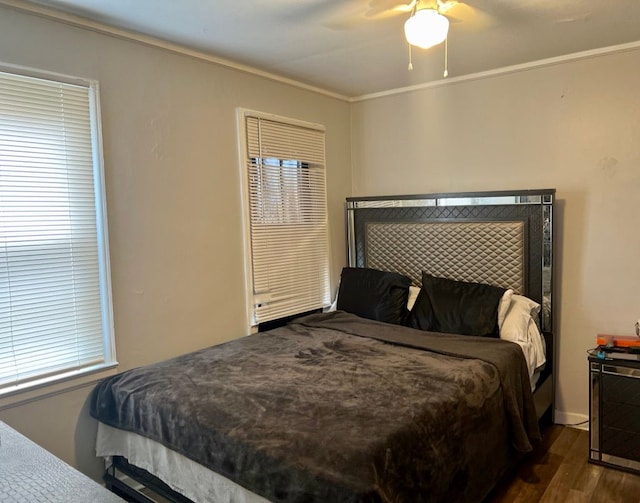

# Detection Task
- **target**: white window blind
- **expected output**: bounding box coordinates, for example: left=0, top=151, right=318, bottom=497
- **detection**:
left=0, top=68, right=115, bottom=393
left=242, top=113, right=330, bottom=326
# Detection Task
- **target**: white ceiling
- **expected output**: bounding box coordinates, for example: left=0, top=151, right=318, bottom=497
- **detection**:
left=19, top=0, right=640, bottom=98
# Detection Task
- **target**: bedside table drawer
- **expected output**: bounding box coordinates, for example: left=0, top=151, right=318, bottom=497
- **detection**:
left=602, top=372, right=640, bottom=407
left=601, top=427, right=640, bottom=462
left=602, top=401, right=640, bottom=431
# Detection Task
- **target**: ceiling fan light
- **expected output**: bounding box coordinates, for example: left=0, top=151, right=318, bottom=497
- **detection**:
left=404, top=9, right=450, bottom=49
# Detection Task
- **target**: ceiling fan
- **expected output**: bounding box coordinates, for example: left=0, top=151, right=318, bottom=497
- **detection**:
left=307, top=0, right=495, bottom=32
left=275, top=0, right=494, bottom=75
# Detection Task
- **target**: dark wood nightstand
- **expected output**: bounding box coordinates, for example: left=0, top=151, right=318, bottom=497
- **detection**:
left=589, top=354, right=640, bottom=474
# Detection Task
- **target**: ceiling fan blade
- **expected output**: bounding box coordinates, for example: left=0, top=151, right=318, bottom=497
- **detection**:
left=273, top=0, right=356, bottom=24
left=439, top=1, right=496, bottom=30
left=321, top=0, right=415, bottom=30
left=366, top=0, right=416, bottom=18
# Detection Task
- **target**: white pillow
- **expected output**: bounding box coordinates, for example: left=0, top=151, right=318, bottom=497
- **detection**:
left=326, top=298, right=338, bottom=312
left=499, top=294, right=546, bottom=379
left=407, top=285, right=421, bottom=311
left=497, top=289, right=514, bottom=328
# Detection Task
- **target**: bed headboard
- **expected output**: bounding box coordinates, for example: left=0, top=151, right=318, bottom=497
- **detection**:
left=346, top=189, right=555, bottom=333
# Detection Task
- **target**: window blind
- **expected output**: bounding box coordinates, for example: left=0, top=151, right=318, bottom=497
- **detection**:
left=0, top=69, right=114, bottom=391
left=244, top=114, right=330, bottom=325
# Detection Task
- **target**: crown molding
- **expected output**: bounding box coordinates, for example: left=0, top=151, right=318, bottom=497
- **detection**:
left=350, top=40, right=640, bottom=102
left=0, top=0, right=350, bottom=102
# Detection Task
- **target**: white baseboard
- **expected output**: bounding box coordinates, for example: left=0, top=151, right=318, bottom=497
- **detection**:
left=554, top=410, right=589, bottom=430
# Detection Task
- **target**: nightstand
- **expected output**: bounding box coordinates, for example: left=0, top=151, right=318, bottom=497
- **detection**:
left=589, top=354, right=640, bottom=474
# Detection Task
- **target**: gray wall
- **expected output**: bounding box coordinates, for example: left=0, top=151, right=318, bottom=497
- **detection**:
left=0, top=5, right=352, bottom=480
left=351, top=48, right=640, bottom=425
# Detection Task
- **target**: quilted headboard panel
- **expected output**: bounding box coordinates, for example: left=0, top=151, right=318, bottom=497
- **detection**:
left=346, top=189, right=555, bottom=332
left=365, top=221, right=526, bottom=293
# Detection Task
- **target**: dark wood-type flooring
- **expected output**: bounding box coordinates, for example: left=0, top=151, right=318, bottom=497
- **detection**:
left=487, top=425, right=640, bottom=503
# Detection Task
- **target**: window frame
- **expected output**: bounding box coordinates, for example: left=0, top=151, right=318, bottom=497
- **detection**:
left=237, top=109, right=331, bottom=333
left=0, top=62, right=117, bottom=404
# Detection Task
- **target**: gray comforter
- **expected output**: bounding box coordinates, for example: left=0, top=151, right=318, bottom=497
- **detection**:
left=91, top=311, right=540, bottom=503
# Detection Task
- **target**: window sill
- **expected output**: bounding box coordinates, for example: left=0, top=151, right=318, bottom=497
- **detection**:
left=0, top=362, right=119, bottom=411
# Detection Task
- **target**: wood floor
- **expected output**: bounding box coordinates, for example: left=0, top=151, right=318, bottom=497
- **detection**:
left=487, top=425, right=640, bottom=503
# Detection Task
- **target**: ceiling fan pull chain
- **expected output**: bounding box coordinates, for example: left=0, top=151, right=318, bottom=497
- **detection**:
left=408, top=44, right=414, bottom=71
left=443, top=36, right=449, bottom=77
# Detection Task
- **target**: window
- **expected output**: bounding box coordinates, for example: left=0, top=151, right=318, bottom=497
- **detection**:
left=0, top=66, right=115, bottom=394
left=239, top=111, right=331, bottom=328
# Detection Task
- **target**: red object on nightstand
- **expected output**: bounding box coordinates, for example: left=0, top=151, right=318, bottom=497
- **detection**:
left=597, top=334, right=640, bottom=348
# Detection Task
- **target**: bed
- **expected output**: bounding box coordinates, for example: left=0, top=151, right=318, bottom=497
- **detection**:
left=90, top=188, right=556, bottom=503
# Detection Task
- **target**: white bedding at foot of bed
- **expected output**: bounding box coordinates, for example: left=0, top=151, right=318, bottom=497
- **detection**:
left=96, top=422, right=271, bottom=503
